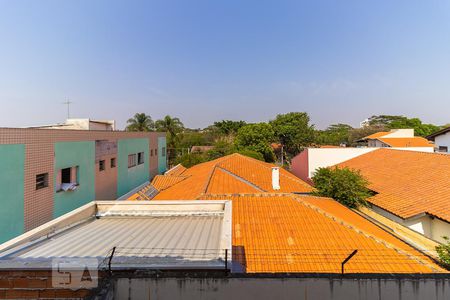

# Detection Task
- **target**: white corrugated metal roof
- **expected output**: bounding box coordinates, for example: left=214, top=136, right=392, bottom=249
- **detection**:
left=0, top=201, right=232, bottom=270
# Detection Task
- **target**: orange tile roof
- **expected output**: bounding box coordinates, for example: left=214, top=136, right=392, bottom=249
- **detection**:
left=338, top=149, right=450, bottom=222
left=164, top=164, right=187, bottom=176
left=363, top=131, right=390, bottom=139
left=151, top=175, right=187, bottom=191
left=377, top=137, right=434, bottom=147
left=129, top=153, right=313, bottom=200
left=196, top=194, right=445, bottom=273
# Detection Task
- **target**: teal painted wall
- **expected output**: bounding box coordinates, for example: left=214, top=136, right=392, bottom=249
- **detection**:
left=0, top=144, right=25, bottom=243
left=158, top=136, right=167, bottom=174
left=117, top=138, right=149, bottom=197
left=54, top=141, right=95, bottom=218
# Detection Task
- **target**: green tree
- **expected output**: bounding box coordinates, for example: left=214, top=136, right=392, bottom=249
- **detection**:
left=312, top=167, right=372, bottom=208
left=206, top=140, right=236, bottom=160
left=236, top=149, right=264, bottom=161
left=347, top=124, right=387, bottom=146
left=125, top=113, right=154, bottom=132
left=436, top=236, right=450, bottom=267
left=155, top=115, right=184, bottom=148
left=315, top=123, right=353, bottom=146
left=368, top=115, right=440, bottom=137
left=213, top=120, right=247, bottom=136
left=235, top=123, right=276, bottom=162
left=270, top=112, right=315, bottom=157
left=174, top=152, right=207, bottom=168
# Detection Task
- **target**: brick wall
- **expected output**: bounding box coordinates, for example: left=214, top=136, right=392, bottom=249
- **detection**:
left=0, top=270, right=94, bottom=299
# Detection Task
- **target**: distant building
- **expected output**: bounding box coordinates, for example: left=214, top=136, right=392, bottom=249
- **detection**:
left=427, top=126, right=450, bottom=153
left=0, top=128, right=167, bottom=243
left=28, top=118, right=116, bottom=131
left=358, top=129, right=434, bottom=151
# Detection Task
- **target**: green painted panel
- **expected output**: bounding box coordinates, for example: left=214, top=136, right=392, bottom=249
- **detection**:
left=117, top=138, right=149, bottom=197
left=54, top=141, right=95, bottom=218
left=158, top=137, right=167, bottom=174
left=0, top=144, right=25, bottom=243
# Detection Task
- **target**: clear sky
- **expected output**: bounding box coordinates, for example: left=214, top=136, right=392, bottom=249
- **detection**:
left=0, top=0, right=449, bottom=130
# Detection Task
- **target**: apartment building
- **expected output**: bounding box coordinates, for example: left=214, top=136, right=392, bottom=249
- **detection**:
left=0, top=128, right=167, bottom=243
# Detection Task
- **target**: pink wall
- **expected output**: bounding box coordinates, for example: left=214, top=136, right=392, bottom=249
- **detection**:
left=291, top=150, right=311, bottom=184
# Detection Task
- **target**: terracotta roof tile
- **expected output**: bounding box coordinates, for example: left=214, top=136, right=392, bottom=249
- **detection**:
left=151, top=175, right=188, bottom=191
left=164, top=164, right=187, bottom=176
left=337, top=149, right=450, bottom=221
left=129, top=154, right=313, bottom=200
left=378, top=137, right=434, bottom=147
left=197, top=194, right=445, bottom=273
left=363, top=132, right=390, bottom=139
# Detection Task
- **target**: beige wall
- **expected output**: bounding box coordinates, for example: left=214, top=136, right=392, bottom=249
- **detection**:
left=384, top=129, right=414, bottom=138
left=431, top=218, right=450, bottom=242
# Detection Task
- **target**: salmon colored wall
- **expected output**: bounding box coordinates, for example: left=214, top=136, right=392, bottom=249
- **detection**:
left=291, top=150, right=310, bottom=184
left=95, top=154, right=118, bottom=200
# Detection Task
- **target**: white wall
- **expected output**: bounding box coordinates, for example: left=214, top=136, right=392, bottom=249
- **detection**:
left=392, top=147, right=435, bottom=153
left=371, top=206, right=449, bottom=243
left=431, top=218, right=450, bottom=242
left=306, top=148, right=377, bottom=178
left=434, top=132, right=450, bottom=152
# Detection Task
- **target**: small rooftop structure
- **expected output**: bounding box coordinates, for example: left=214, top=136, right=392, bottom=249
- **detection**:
left=28, top=118, right=115, bottom=131
left=0, top=201, right=232, bottom=271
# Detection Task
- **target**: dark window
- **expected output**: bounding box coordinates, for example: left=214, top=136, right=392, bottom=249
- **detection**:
left=150, top=149, right=153, bottom=156
left=99, top=160, right=105, bottom=171
left=162, top=147, right=166, bottom=157
left=439, top=146, right=448, bottom=152
left=128, top=154, right=136, bottom=168
left=138, top=152, right=144, bottom=165
left=61, top=168, right=71, bottom=184
left=155, top=149, right=158, bottom=156
left=36, top=173, right=48, bottom=190
left=111, top=158, right=116, bottom=168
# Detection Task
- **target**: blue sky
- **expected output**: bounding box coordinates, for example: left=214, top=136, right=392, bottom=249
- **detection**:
left=0, top=0, right=449, bottom=129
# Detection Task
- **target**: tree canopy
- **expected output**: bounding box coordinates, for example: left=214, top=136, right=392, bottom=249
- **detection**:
left=368, top=115, right=440, bottom=137
left=312, top=167, right=372, bottom=208
left=126, top=113, right=154, bottom=132
left=270, top=112, right=315, bottom=157
left=155, top=115, right=184, bottom=148
left=213, top=120, right=247, bottom=136
left=235, top=123, right=276, bottom=162
left=124, top=112, right=446, bottom=168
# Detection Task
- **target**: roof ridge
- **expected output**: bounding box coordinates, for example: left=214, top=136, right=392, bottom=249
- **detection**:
left=289, top=195, right=442, bottom=272
left=202, top=164, right=219, bottom=194
left=228, top=153, right=313, bottom=189
left=216, top=167, right=266, bottom=192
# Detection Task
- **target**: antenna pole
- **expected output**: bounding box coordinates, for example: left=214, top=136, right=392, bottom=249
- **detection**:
left=62, top=100, right=73, bottom=119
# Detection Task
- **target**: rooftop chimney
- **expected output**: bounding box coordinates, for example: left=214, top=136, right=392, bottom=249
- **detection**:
left=272, top=167, right=280, bottom=190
